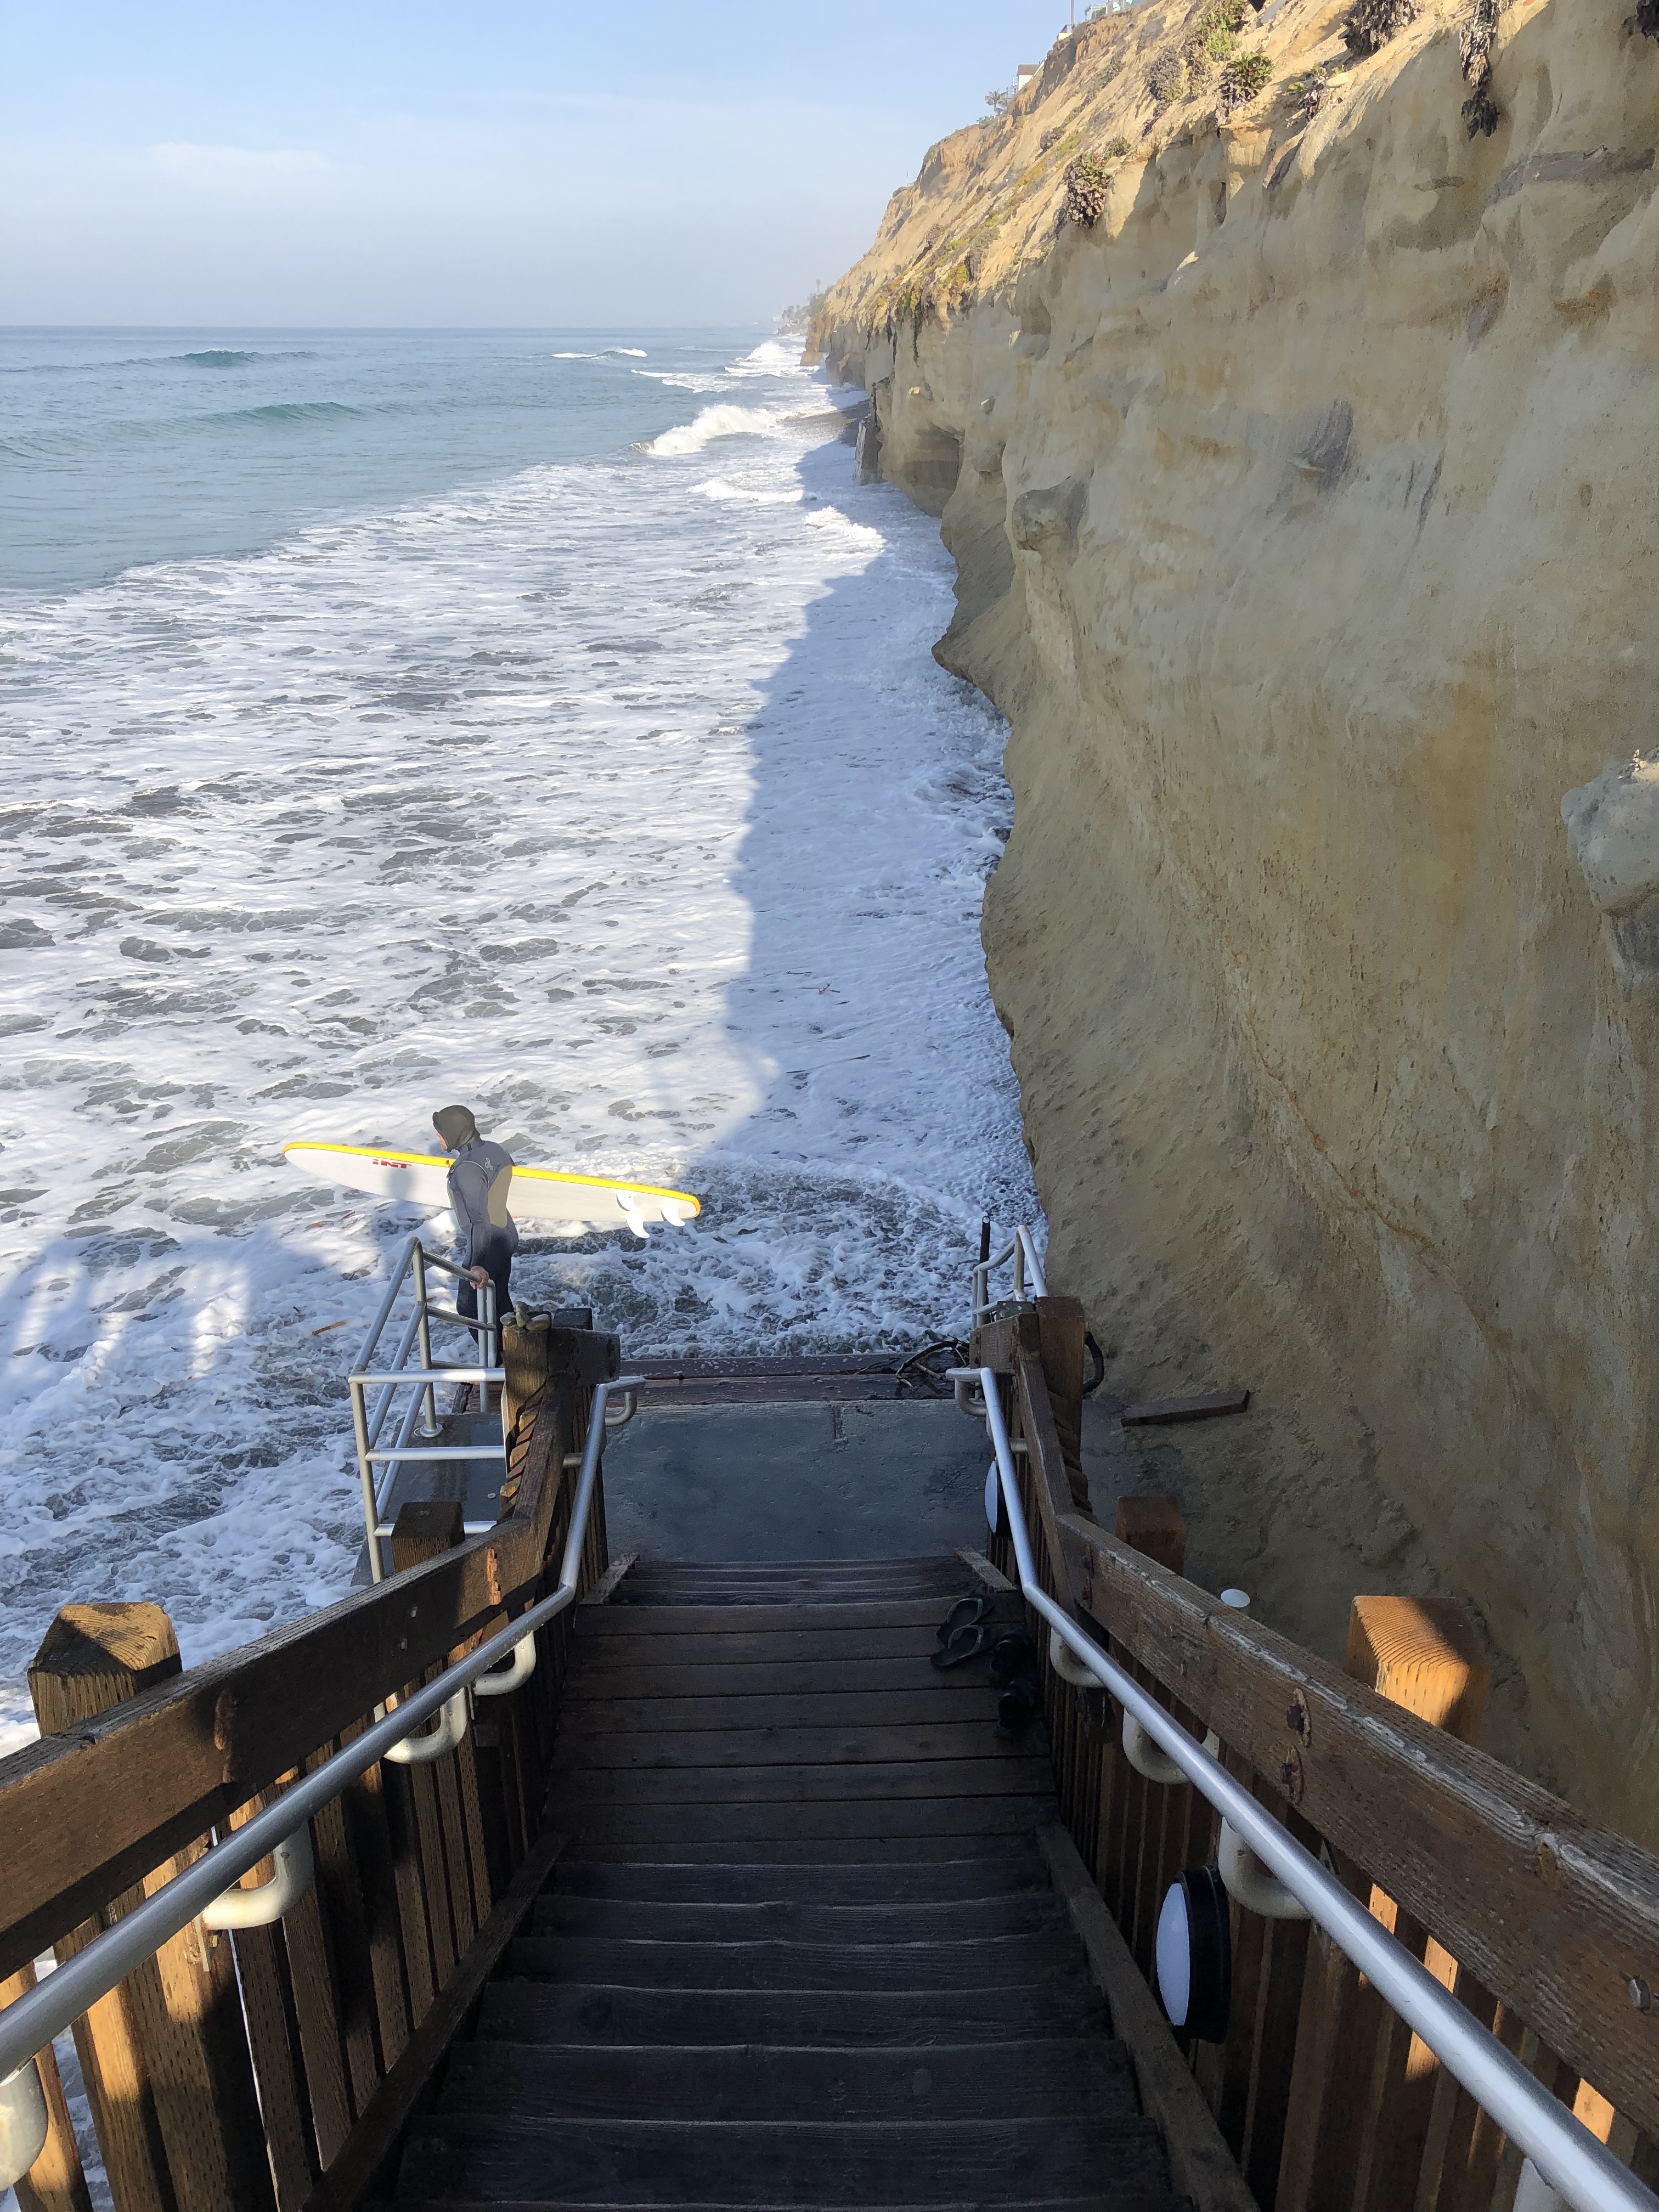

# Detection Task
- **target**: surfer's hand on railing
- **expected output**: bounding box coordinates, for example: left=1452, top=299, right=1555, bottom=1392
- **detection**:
left=468, top=1265, right=489, bottom=1286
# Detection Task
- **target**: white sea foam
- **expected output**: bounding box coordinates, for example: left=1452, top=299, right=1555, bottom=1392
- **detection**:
left=645, top=403, right=786, bottom=456
left=635, top=369, right=735, bottom=393
left=0, top=336, right=1035, bottom=1753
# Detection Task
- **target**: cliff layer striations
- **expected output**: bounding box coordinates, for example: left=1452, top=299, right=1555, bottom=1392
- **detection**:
left=813, top=0, right=1659, bottom=1837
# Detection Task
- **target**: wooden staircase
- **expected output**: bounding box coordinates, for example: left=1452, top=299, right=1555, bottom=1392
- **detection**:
left=385, top=1557, right=1189, bottom=2211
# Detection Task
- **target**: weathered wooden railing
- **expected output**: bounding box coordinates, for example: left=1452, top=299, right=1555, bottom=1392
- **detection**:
left=0, top=1313, right=617, bottom=2212
left=975, top=1301, right=1659, bottom=2212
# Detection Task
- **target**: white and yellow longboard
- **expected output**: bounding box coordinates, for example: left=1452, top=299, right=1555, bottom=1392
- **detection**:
left=283, top=1141, right=700, bottom=1235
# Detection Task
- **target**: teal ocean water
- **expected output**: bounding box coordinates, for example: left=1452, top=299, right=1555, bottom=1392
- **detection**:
left=1, top=325, right=785, bottom=590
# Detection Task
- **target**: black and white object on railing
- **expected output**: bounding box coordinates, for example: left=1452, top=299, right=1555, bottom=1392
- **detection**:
left=948, top=1365, right=1658, bottom=2212
left=0, top=1374, right=641, bottom=2192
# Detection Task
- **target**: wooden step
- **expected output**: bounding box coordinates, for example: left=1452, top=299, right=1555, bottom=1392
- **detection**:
left=558, top=1686, right=1006, bottom=1733
left=625, top=1557, right=967, bottom=1578
left=394, top=2197, right=1183, bottom=2210
left=545, top=1757, right=1054, bottom=1807
left=551, top=1722, right=1042, bottom=1772
left=393, top=2112, right=1169, bottom=2203
left=561, top=1656, right=1014, bottom=1702
left=570, top=1624, right=1017, bottom=1670
left=439, top=2037, right=1131, bottom=2121
left=529, top=1893, right=1070, bottom=1944
left=562, top=1797, right=1047, bottom=1850
left=558, top=1832, right=1049, bottom=1866
left=548, top=1858, right=1051, bottom=1905
left=577, top=1599, right=1025, bottom=1638
left=505, top=1933, right=1090, bottom=1991
left=477, top=1980, right=1110, bottom=2049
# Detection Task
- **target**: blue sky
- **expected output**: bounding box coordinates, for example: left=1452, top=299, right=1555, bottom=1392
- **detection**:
left=2, top=0, right=1077, bottom=325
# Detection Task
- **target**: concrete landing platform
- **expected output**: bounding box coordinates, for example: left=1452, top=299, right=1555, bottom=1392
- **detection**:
left=601, top=1399, right=992, bottom=1563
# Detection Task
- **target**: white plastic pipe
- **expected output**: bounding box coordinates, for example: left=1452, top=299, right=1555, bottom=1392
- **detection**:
left=1122, top=1709, right=1187, bottom=1785
left=471, top=1632, right=538, bottom=1697
left=1049, top=1626, right=1107, bottom=1690
left=201, top=1824, right=315, bottom=1931
left=1219, top=1818, right=1309, bottom=1921
left=949, top=1367, right=1659, bottom=2212
left=381, top=1688, right=469, bottom=1765
left=0, top=2061, right=47, bottom=2193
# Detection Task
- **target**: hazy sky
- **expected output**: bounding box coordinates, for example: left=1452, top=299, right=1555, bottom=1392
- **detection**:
left=2, top=0, right=1076, bottom=326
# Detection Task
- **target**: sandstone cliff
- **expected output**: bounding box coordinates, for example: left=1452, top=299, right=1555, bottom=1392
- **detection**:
left=813, top=0, right=1659, bottom=1838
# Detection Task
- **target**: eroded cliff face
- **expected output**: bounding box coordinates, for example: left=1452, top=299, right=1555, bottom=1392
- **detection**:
left=815, top=0, right=1659, bottom=1836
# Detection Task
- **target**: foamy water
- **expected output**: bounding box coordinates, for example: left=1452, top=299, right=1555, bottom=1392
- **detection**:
left=0, top=333, right=1036, bottom=1760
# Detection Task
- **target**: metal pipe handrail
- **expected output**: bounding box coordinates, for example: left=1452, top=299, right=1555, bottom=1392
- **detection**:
left=951, top=1366, right=1656, bottom=2212
left=348, top=1240, right=502, bottom=1581
left=971, top=1223, right=1048, bottom=1324
left=0, top=1375, right=641, bottom=2090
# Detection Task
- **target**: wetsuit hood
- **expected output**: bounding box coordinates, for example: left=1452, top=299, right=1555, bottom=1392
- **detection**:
left=433, top=1104, right=478, bottom=1150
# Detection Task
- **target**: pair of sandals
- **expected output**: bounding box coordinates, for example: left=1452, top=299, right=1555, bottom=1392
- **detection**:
left=930, top=1594, right=1041, bottom=1741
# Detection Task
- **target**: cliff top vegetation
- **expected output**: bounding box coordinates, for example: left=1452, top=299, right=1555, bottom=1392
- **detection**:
left=810, top=0, right=1531, bottom=348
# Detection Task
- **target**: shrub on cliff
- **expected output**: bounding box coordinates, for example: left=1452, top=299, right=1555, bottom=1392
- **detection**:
left=1217, top=49, right=1274, bottom=114
left=1064, top=154, right=1113, bottom=227
left=1147, top=50, right=1186, bottom=104
left=1341, top=0, right=1419, bottom=57
left=1186, top=0, right=1250, bottom=80
left=1458, top=0, right=1501, bottom=137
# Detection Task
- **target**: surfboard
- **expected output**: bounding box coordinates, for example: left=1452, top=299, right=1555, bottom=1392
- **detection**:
left=283, top=1141, right=700, bottom=1234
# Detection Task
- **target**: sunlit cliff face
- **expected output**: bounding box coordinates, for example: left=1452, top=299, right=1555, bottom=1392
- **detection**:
left=812, top=0, right=1659, bottom=1841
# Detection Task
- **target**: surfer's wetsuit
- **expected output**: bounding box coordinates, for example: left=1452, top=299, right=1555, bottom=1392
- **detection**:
left=447, top=1136, right=518, bottom=1335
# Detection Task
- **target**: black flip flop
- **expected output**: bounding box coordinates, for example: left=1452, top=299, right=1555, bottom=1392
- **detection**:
left=932, top=1621, right=998, bottom=1670
left=988, top=1631, right=1035, bottom=1685
left=935, top=1593, right=997, bottom=1644
left=997, top=1676, right=1041, bottom=1739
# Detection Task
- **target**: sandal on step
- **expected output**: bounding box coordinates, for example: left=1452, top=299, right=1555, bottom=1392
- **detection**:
left=997, top=1676, right=1041, bottom=1739
left=932, top=1621, right=998, bottom=1669
left=988, top=1630, right=1035, bottom=1685
left=935, top=1593, right=997, bottom=1644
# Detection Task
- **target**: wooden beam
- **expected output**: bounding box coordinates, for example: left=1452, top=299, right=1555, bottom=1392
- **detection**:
left=0, top=1327, right=611, bottom=1979
left=1115, top=1497, right=1187, bottom=1577
left=1346, top=1596, right=1490, bottom=1746
left=1036, top=1818, right=1262, bottom=2212
left=1013, top=1330, right=1082, bottom=1615
left=1121, top=1390, right=1250, bottom=1427
left=1035, top=1295, right=1092, bottom=1516
left=579, top=1554, right=640, bottom=1607
left=1056, top=1513, right=1659, bottom=2135
left=31, top=1604, right=274, bottom=2212
left=300, top=1824, right=567, bottom=2212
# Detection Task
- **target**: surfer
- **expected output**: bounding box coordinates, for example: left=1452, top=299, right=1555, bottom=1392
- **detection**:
left=432, top=1104, right=518, bottom=1340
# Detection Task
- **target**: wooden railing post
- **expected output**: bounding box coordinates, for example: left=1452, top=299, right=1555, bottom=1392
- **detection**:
left=1, top=1961, right=92, bottom=2212
left=1277, top=1596, right=1490, bottom=2212
left=1035, top=1294, right=1093, bottom=1519
left=29, top=1602, right=273, bottom=2212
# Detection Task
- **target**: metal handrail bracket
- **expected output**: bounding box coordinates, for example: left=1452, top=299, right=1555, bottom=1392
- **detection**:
left=949, top=1366, right=1657, bottom=2212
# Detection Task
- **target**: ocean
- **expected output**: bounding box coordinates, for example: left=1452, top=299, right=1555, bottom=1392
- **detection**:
left=0, top=325, right=1036, bottom=1751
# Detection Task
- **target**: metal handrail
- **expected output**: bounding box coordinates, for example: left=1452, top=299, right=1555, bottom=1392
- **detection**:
left=971, top=1223, right=1047, bottom=1324
left=952, top=1365, right=1657, bottom=2212
left=0, top=1375, right=641, bottom=2095
left=348, top=1238, right=505, bottom=1581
